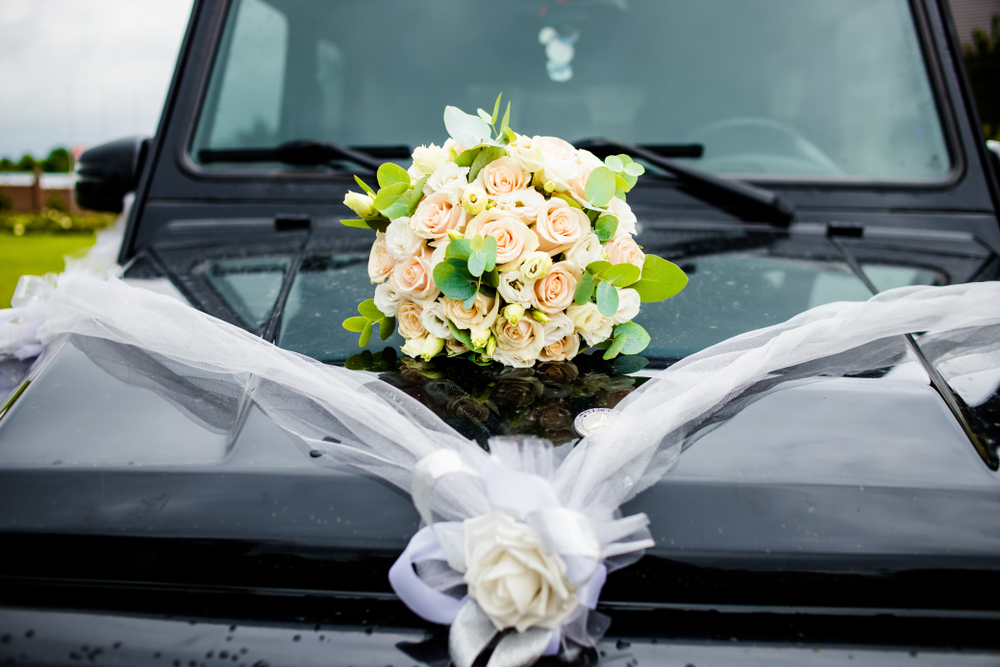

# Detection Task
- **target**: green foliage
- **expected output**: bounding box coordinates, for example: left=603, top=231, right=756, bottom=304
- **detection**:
left=596, top=279, right=618, bottom=316
left=42, top=148, right=72, bottom=173
left=469, top=146, right=506, bottom=181
left=342, top=299, right=395, bottom=347
left=574, top=270, right=595, bottom=305
left=631, top=255, right=689, bottom=302
left=602, top=263, right=640, bottom=287
left=584, top=166, right=616, bottom=208
left=16, top=155, right=37, bottom=172
left=434, top=259, right=478, bottom=301
left=0, top=211, right=116, bottom=235
left=602, top=322, right=651, bottom=360
left=595, top=215, right=618, bottom=243
left=612, top=354, right=649, bottom=374
left=0, top=190, right=12, bottom=213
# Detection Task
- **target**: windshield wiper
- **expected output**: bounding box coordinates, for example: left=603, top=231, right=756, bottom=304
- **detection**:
left=575, top=139, right=796, bottom=227
left=198, top=140, right=390, bottom=172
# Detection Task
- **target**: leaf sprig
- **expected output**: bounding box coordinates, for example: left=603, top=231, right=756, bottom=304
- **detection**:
left=342, top=299, right=396, bottom=347
left=433, top=234, right=499, bottom=308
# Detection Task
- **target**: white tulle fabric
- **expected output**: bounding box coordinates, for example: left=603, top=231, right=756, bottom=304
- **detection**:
left=4, top=270, right=1000, bottom=666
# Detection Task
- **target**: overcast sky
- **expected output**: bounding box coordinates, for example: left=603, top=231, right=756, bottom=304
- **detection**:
left=0, top=0, right=194, bottom=160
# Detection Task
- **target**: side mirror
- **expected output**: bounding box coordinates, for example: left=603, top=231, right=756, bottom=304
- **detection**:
left=75, top=136, right=149, bottom=213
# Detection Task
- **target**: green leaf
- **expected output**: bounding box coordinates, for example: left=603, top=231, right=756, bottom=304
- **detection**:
left=446, top=238, right=473, bottom=262
left=342, top=316, right=368, bottom=333
left=359, top=321, right=373, bottom=347
left=491, top=93, right=502, bottom=124
left=379, top=317, right=396, bottom=341
left=631, top=255, right=689, bottom=302
left=602, top=263, right=641, bottom=287
left=477, top=108, right=493, bottom=124
left=433, top=261, right=477, bottom=301
left=462, top=291, right=478, bottom=309
left=595, top=215, right=618, bottom=244
left=574, top=270, right=596, bottom=305
left=584, top=166, right=616, bottom=208
left=354, top=175, right=376, bottom=196
left=624, top=162, right=644, bottom=177
left=455, top=147, right=482, bottom=167
left=621, top=171, right=638, bottom=190
left=612, top=354, right=649, bottom=374
left=613, top=321, right=651, bottom=355
left=469, top=145, right=506, bottom=181
left=614, top=173, right=631, bottom=194
left=340, top=218, right=371, bottom=229
left=345, top=351, right=371, bottom=371
left=366, top=217, right=390, bottom=233
left=501, top=127, right=517, bottom=144
left=500, top=101, right=511, bottom=133
left=596, top=280, right=619, bottom=317
left=587, top=208, right=601, bottom=224
left=482, top=265, right=500, bottom=288
left=358, top=299, right=384, bottom=321
left=470, top=234, right=484, bottom=252
left=604, top=155, right=624, bottom=173
left=618, top=154, right=634, bottom=165
left=468, top=252, right=486, bottom=277
left=377, top=163, right=410, bottom=189
left=552, top=192, right=583, bottom=209
left=615, top=190, right=627, bottom=202
left=482, top=235, right=497, bottom=272
left=381, top=198, right=411, bottom=221
left=444, top=106, right=493, bottom=147
left=586, top=260, right=613, bottom=277
left=406, top=176, right=429, bottom=216
left=373, top=182, right=408, bottom=212
left=602, top=334, right=626, bottom=360
left=448, top=320, right=475, bottom=349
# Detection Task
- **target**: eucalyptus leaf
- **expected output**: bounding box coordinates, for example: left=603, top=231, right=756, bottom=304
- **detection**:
left=574, top=270, right=596, bottom=305
left=483, top=265, right=500, bottom=288
left=552, top=193, right=583, bottom=209
left=613, top=321, right=651, bottom=354
left=631, top=255, right=689, bottom=302
left=596, top=280, right=619, bottom=317
left=365, top=217, right=391, bottom=233
left=612, top=354, right=649, bottom=374
left=604, top=155, right=624, bottom=172
left=446, top=239, right=472, bottom=261
left=618, top=154, right=634, bottom=165
left=469, top=145, right=506, bottom=181
left=482, top=235, right=497, bottom=272
left=624, top=162, right=645, bottom=176
left=621, top=171, right=638, bottom=190
left=614, top=173, right=631, bottom=193
left=584, top=166, right=616, bottom=208
left=586, top=260, right=613, bottom=277
left=462, top=291, right=478, bottom=309
left=492, top=93, right=502, bottom=124
left=358, top=299, right=384, bottom=321
left=359, top=321, right=373, bottom=347
left=477, top=109, right=493, bottom=124
left=380, top=198, right=411, bottom=221
left=340, top=218, right=371, bottom=229
left=444, top=106, right=493, bottom=148
left=602, top=263, right=641, bottom=287
left=448, top=321, right=475, bottom=349
left=500, top=101, right=510, bottom=133
left=373, top=182, right=408, bottom=212
left=406, top=176, right=429, bottom=216
left=433, top=261, right=477, bottom=300
left=377, top=163, right=410, bottom=189
left=379, top=317, right=396, bottom=341
left=602, top=334, right=626, bottom=360
left=470, top=235, right=484, bottom=252
left=468, top=252, right=486, bottom=277
left=354, top=175, right=376, bottom=196
left=595, top=215, right=618, bottom=244
left=455, top=147, right=482, bottom=167
left=342, top=316, right=367, bottom=333
left=615, top=189, right=627, bottom=202
left=587, top=208, right=601, bottom=224
left=502, top=127, right=517, bottom=144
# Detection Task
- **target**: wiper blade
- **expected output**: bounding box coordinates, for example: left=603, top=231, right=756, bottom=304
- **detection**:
left=575, top=139, right=796, bottom=227
left=198, top=140, right=389, bottom=172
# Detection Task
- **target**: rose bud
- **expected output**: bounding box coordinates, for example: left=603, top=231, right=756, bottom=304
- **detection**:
left=344, top=190, right=376, bottom=218
left=503, top=304, right=525, bottom=325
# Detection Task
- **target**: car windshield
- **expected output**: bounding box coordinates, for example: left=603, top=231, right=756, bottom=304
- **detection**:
left=192, top=0, right=951, bottom=181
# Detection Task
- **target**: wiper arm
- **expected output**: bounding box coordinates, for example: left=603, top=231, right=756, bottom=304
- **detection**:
left=198, top=140, right=392, bottom=172
left=575, top=139, right=796, bottom=227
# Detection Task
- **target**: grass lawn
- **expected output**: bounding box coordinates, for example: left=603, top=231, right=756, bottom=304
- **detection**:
left=0, top=233, right=96, bottom=308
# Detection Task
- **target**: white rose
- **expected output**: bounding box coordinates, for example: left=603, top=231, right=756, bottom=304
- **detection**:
left=420, top=300, right=454, bottom=340
left=368, top=233, right=397, bottom=283
left=344, top=190, right=376, bottom=218
left=492, top=188, right=547, bottom=226
left=506, top=134, right=546, bottom=173
left=542, top=312, right=574, bottom=346
left=564, top=233, right=603, bottom=273
left=606, top=196, right=637, bottom=237
left=464, top=511, right=577, bottom=632
left=411, top=143, right=449, bottom=175
left=611, top=288, right=641, bottom=325
left=567, top=302, right=613, bottom=345
left=498, top=269, right=534, bottom=307
left=424, top=161, right=470, bottom=197
left=385, top=217, right=424, bottom=260
left=537, top=156, right=578, bottom=193
left=374, top=281, right=403, bottom=317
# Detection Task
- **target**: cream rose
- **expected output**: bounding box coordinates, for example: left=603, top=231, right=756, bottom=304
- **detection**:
left=424, top=161, right=470, bottom=197
left=411, top=143, right=449, bottom=176
left=492, top=188, right=547, bottom=226
left=441, top=293, right=500, bottom=331
left=464, top=511, right=577, bottom=632
left=530, top=261, right=580, bottom=314
left=567, top=302, right=613, bottom=346
left=606, top=234, right=645, bottom=270
left=534, top=136, right=578, bottom=162
left=374, top=281, right=403, bottom=317
left=367, top=233, right=397, bottom=283
left=396, top=300, right=427, bottom=339
left=607, top=196, right=638, bottom=237
left=542, top=312, right=575, bottom=346
left=563, top=232, right=603, bottom=272
left=445, top=337, right=469, bottom=356
left=385, top=217, right=424, bottom=260
left=391, top=250, right=440, bottom=303
left=534, top=199, right=589, bottom=254
left=498, top=269, right=534, bottom=306
left=492, top=316, right=546, bottom=368
left=611, top=287, right=641, bottom=325
left=506, top=134, right=546, bottom=173
left=411, top=190, right=466, bottom=244
left=420, top=300, right=453, bottom=340
left=465, top=209, right=539, bottom=271
left=539, top=333, right=581, bottom=362
left=476, top=156, right=530, bottom=196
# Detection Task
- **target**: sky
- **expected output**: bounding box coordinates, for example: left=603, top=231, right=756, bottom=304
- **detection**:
left=0, top=0, right=194, bottom=161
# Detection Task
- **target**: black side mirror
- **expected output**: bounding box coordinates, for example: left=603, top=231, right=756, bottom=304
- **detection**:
left=75, top=136, right=149, bottom=213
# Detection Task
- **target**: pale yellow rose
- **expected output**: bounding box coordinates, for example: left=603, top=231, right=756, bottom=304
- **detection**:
left=476, top=156, right=530, bottom=196
left=539, top=333, right=581, bottom=362
left=411, top=190, right=467, bottom=244
left=368, top=233, right=397, bottom=284
left=606, top=234, right=645, bottom=270
left=397, top=300, right=427, bottom=339
left=465, top=209, right=540, bottom=271
left=534, top=198, right=589, bottom=254
left=391, top=250, right=440, bottom=303
left=441, top=293, right=500, bottom=331
left=531, top=261, right=580, bottom=314
left=445, top=337, right=469, bottom=356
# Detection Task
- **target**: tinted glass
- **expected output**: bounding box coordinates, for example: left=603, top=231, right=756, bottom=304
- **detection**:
left=193, top=0, right=950, bottom=180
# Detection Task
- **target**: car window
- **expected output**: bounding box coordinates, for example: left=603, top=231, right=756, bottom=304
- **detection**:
left=191, top=0, right=951, bottom=181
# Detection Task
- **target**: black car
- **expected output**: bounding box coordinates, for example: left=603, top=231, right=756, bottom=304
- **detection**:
left=3, top=0, right=1000, bottom=664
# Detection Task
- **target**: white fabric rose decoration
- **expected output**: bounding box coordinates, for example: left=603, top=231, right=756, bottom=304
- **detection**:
left=464, top=511, right=577, bottom=633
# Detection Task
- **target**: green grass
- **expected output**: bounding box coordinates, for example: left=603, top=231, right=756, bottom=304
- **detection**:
left=0, top=233, right=96, bottom=308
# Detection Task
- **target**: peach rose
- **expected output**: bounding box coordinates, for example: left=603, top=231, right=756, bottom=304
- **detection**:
left=465, top=209, right=540, bottom=271
left=539, top=333, right=581, bottom=362
left=492, top=316, right=546, bottom=368
left=441, top=293, right=500, bottom=331
left=397, top=300, right=428, bottom=339
left=476, top=156, right=530, bottom=196
left=411, top=190, right=467, bottom=244
left=391, top=250, right=440, bottom=303
left=534, top=136, right=579, bottom=162
left=569, top=162, right=597, bottom=203
left=531, top=261, right=580, bottom=314
left=606, top=234, right=645, bottom=270
left=534, top=198, right=589, bottom=254
left=368, top=233, right=397, bottom=283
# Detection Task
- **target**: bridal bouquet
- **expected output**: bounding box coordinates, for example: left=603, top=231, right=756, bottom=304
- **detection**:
left=342, top=95, right=687, bottom=368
